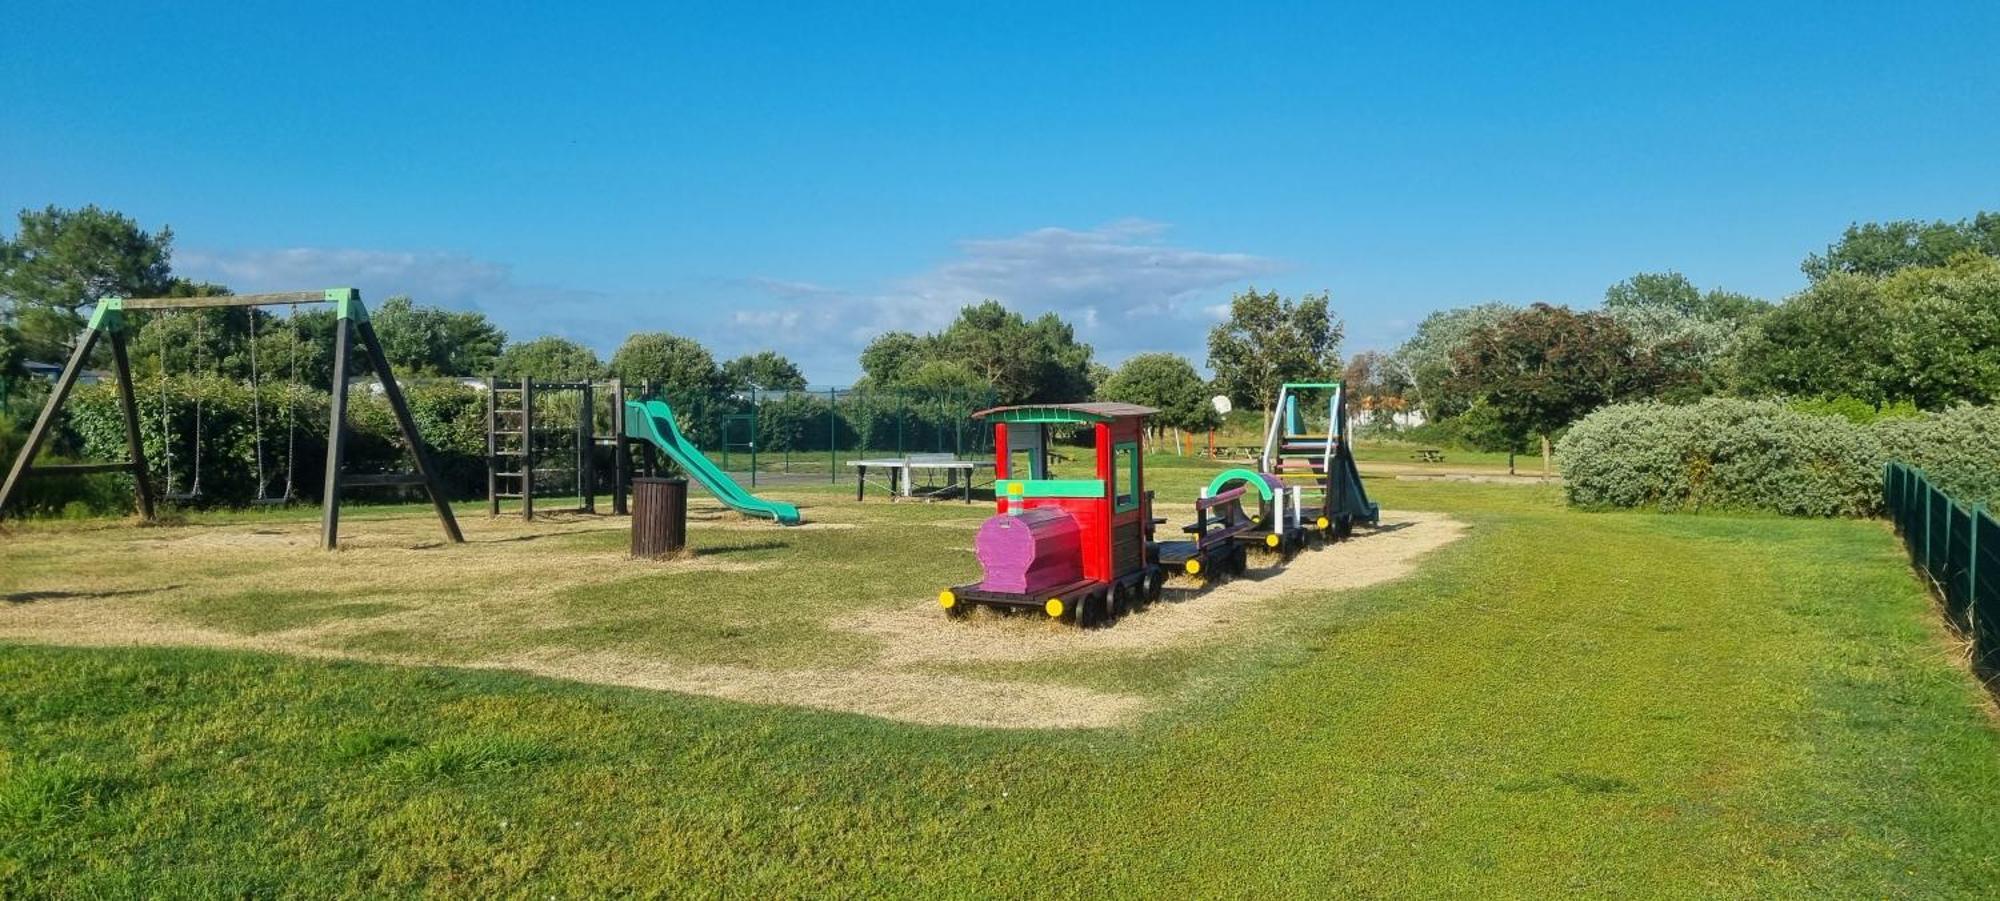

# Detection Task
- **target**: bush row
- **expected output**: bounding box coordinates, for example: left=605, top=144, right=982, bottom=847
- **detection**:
left=1557, top=398, right=2000, bottom=516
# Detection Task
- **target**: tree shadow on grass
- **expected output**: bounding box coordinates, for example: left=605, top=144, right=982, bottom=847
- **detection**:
left=691, top=541, right=790, bottom=557
left=5, top=585, right=183, bottom=605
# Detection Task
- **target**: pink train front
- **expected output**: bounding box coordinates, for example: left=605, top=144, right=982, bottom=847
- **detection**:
left=974, top=507, right=1083, bottom=594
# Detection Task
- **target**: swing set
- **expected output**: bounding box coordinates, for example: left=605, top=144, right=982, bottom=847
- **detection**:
left=153, top=301, right=301, bottom=505
left=0, top=288, right=463, bottom=550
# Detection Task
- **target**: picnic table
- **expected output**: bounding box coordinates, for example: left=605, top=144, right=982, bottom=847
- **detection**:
left=849, top=454, right=995, bottom=503
left=1411, top=448, right=1446, bottom=463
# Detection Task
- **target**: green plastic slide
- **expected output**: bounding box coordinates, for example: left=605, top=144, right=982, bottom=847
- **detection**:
left=624, top=399, right=802, bottom=525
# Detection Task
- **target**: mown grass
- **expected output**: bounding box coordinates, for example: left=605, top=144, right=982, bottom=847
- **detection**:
left=1, top=461, right=1997, bottom=894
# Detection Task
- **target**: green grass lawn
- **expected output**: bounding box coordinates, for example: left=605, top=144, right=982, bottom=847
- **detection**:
left=3, top=459, right=1998, bottom=895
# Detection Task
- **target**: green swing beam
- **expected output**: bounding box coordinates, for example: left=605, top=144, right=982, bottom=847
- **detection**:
left=0, top=288, right=463, bottom=551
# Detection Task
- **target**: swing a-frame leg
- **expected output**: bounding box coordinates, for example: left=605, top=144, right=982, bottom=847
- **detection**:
left=0, top=299, right=156, bottom=522
left=319, top=290, right=463, bottom=550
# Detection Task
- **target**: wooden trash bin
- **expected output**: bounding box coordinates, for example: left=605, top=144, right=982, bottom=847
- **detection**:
left=631, top=477, right=688, bottom=558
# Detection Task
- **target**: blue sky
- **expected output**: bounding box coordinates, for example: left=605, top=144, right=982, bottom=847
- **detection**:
left=5, top=1, right=1996, bottom=382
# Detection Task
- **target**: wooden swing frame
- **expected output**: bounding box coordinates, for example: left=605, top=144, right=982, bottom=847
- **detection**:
left=0, top=288, right=464, bottom=550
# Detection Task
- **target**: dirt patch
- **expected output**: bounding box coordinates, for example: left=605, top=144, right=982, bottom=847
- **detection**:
left=477, top=651, right=1148, bottom=730
left=845, top=512, right=1467, bottom=667
left=1395, top=473, right=1555, bottom=485
left=0, top=508, right=1464, bottom=730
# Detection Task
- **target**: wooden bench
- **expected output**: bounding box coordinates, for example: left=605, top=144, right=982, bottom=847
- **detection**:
left=1411, top=448, right=1445, bottom=463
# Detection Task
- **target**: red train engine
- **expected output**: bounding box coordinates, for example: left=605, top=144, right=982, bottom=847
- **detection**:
left=938, top=403, right=1165, bottom=627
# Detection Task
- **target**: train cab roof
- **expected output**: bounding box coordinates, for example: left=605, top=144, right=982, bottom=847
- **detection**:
left=972, top=402, right=1158, bottom=425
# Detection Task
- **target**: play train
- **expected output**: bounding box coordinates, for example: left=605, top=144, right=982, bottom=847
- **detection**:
left=939, top=384, right=1379, bottom=627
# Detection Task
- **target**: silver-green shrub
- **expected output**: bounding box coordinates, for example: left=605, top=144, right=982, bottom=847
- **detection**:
left=1873, top=405, right=2000, bottom=507
left=1557, top=399, right=1883, bottom=516
left=1560, top=399, right=1999, bottom=515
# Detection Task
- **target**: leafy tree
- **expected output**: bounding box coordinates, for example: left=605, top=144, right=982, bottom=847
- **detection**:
left=858, top=331, right=929, bottom=385
left=1341, top=350, right=1407, bottom=400
left=496, top=336, right=603, bottom=382
left=1803, top=211, right=2000, bottom=281
left=1879, top=256, right=2000, bottom=409
left=1446, top=304, right=1669, bottom=473
left=936, top=301, right=1094, bottom=404
left=1742, top=244, right=2000, bottom=410
left=133, top=299, right=336, bottom=389
left=369, top=296, right=506, bottom=376
left=1390, top=302, right=1516, bottom=418
left=1603, top=271, right=1705, bottom=316
left=1600, top=271, right=1770, bottom=393
left=1099, top=353, right=1217, bottom=436
left=0, top=205, right=176, bottom=362
left=897, top=359, right=990, bottom=397
left=1342, top=350, right=1415, bottom=430
left=608, top=331, right=729, bottom=446
left=129, top=281, right=245, bottom=380
left=721, top=350, right=807, bottom=391
left=1206, top=287, right=1343, bottom=415
left=1087, top=362, right=1114, bottom=398
left=855, top=302, right=1093, bottom=405
left=0, top=319, right=26, bottom=403
left=608, top=332, right=727, bottom=402
left=1732, top=273, right=1899, bottom=406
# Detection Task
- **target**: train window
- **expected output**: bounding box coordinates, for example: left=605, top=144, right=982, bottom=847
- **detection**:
left=1113, top=441, right=1139, bottom=512
left=1006, top=449, right=1039, bottom=481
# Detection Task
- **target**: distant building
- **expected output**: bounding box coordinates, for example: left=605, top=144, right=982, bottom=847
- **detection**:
left=24, top=360, right=108, bottom=385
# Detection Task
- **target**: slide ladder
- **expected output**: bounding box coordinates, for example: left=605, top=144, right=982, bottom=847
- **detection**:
left=624, top=399, right=802, bottom=525
left=1259, top=382, right=1379, bottom=529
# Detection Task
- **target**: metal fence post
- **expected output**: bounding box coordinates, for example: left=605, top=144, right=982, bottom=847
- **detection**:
left=1923, top=481, right=1935, bottom=582
left=1970, top=504, right=1982, bottom=626
left=827, top=386, right=837, bottom=484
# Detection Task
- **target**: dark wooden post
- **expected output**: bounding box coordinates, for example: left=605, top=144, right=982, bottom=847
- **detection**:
left=320, top=312, right=354, bottom=550
left=521, top=379, right=535, bottom=521
left=610, top=378, right=629, bottom=515
left=641, top=380, right=659, bottom=477
left=631, top=477, right=687, bottom=558
left=353, top=316, right=463, bottom=545
left=520, top=380, right=536, bottom=520
left=0, top=324, right=104, bottom=519
left=486, top=375, right=499, bottom=516
left=107, top=329, right=156, bottom=522
left=578, top=383, right=595, bottom=513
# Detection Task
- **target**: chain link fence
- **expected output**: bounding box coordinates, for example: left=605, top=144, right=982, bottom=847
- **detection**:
left=686, top=385, right=999, bottom=486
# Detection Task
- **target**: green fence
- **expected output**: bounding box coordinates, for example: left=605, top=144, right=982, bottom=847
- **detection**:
left=1885, top=462, right=1999, bottom=670
left=688, top=385, right=999, bottom=484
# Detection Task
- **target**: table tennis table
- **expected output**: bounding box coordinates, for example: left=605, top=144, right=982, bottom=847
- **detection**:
left=848, top=454, right=995, bottom=503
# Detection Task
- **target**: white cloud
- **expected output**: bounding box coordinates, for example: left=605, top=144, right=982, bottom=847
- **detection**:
left=178, top=221, right=1282, bottom=384
left=178, top=248, right=515, bottom=299
left=176, top=247, right=626, bottom=347
left=907, top=219, right=1274, bottom=320
left=736, top=219, right=1282, bottom=374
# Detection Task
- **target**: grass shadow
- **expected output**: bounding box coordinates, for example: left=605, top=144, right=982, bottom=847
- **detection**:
left=5, top=585, right=183, bottom=606
left=696, top=541, right=790, bottom=557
